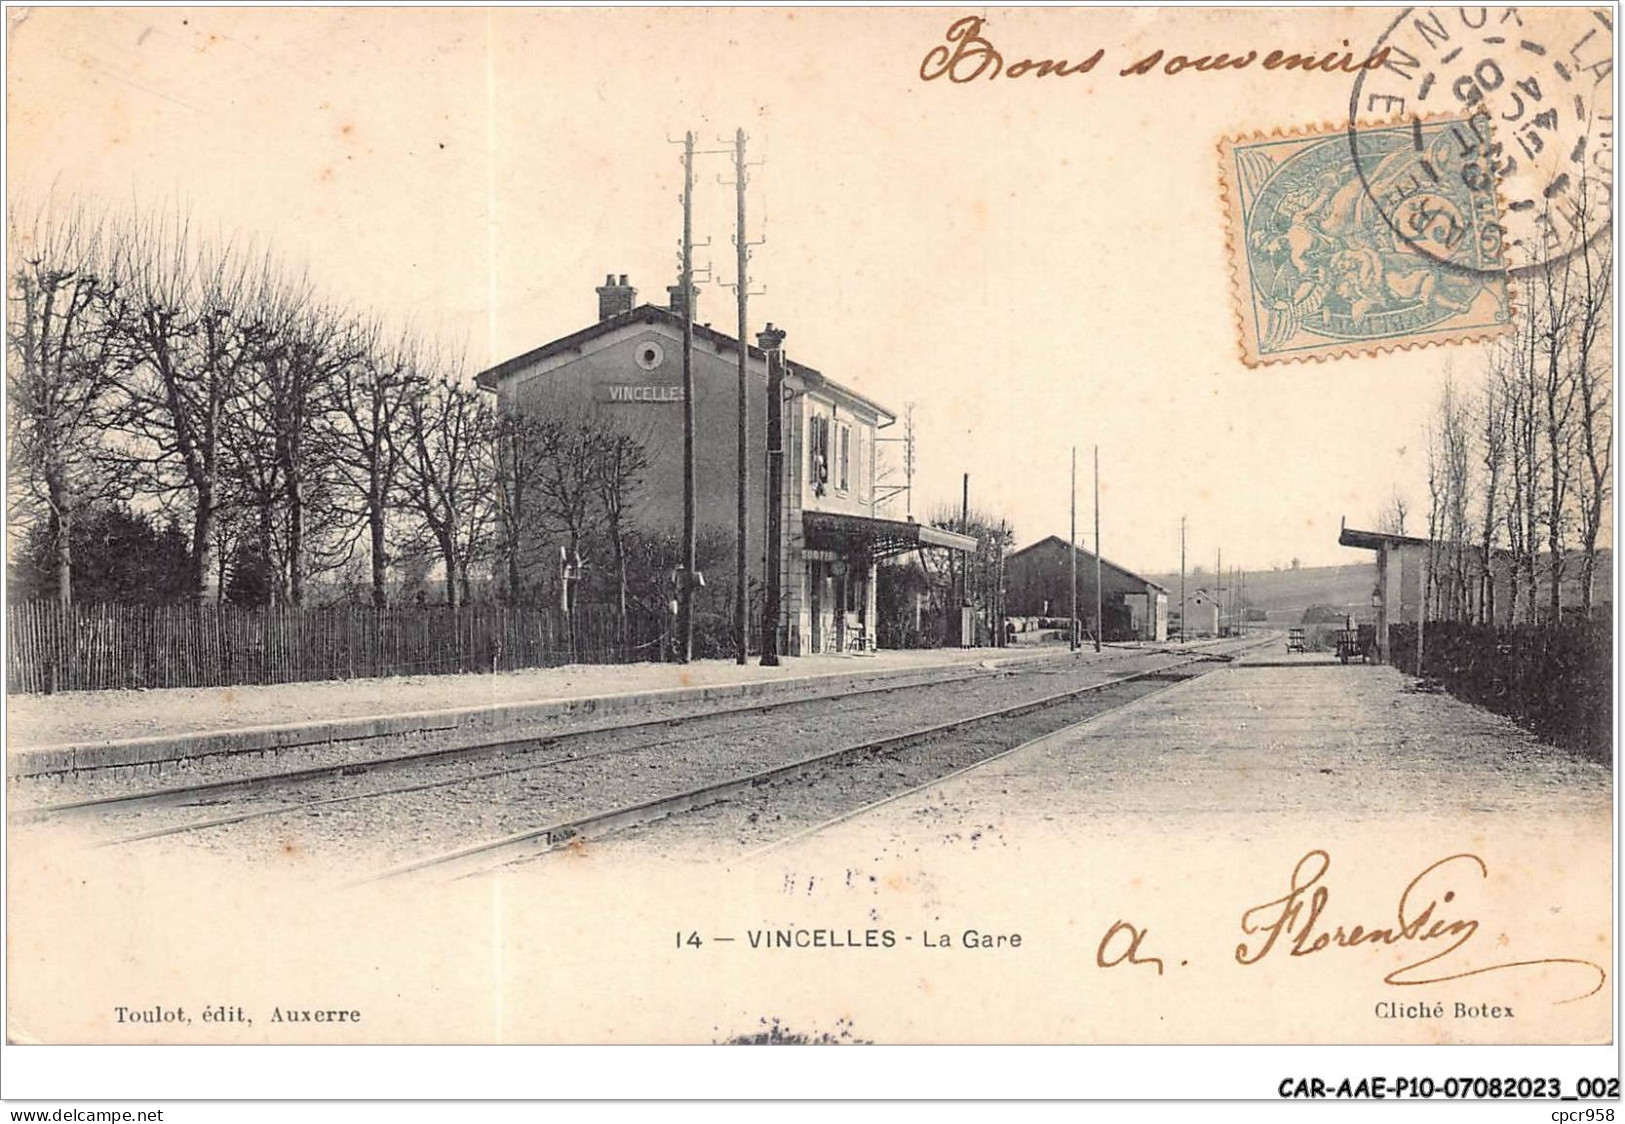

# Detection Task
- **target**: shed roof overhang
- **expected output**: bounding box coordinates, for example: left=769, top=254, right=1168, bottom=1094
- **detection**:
left=1338, top=522, right=1432, bottom=551
left=802, top=511, right=977, bottom=560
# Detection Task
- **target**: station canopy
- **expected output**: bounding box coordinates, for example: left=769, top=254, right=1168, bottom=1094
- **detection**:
left=1338, top=524, right=1432, bottom=552
left=802, top=512, right=978, bottom=560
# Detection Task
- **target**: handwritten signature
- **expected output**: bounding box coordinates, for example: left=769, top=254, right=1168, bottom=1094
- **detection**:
left=1230, top=849, right=1606, bottom=1004
left=1092, top=849, right=1606, bottom=1005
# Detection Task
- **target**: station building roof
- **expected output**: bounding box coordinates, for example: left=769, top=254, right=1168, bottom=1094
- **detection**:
left=473, top=303, right=896, bottom=424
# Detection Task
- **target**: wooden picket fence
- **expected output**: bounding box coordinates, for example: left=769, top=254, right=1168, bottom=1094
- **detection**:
left=6, top=601, right=667, bottom=694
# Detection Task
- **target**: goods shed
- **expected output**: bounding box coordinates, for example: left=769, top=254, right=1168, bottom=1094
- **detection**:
left=1003, top=536, right=1168, bottom=642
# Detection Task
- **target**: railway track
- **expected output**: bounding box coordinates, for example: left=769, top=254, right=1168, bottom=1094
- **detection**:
left=360, top=636, right=1272, bottom=885
left=16, top=638, right=1265, bottom=874
left=16, top=652, right=1084, bottom=825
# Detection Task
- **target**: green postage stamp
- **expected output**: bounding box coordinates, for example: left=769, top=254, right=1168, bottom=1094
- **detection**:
left=1220, top=114, right=1513, bottom=367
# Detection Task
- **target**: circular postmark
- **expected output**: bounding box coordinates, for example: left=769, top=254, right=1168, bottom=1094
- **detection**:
left=1348, top=6, right=1613, bottom=279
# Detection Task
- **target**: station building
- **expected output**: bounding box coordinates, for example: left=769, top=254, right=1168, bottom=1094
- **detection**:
left=474, top=274, right=976, bottom=656
left=1002, top=536, right=1169, bottom=642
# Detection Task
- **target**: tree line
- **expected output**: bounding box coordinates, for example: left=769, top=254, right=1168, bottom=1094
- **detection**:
left=899, top=503, right=1015, bottom=646
left=1404, top=183, right=1612, bottom=626
left=6, top=199, right=656, bottom=619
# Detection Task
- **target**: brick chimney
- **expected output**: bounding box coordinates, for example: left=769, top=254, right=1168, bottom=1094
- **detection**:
left=596, top=273, right=635, bottom=321
left=667, top=279, right=698, bottom=322
left=756, top=323, right=786, bottom=351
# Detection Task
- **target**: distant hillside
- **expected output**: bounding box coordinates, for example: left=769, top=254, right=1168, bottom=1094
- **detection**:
left=1143, top=564, right=1373, bottom=619
left=1144, top=550, right=1611, bottom=622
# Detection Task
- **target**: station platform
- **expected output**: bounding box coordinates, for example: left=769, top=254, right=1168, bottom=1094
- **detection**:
left=714, top=651, right=1613, bottom=1046
left=5, top=641, right=1145, bottom=779
left=778, top=651, right=1610, bottom=846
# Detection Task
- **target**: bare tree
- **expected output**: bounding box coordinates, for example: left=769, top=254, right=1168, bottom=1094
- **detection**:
left=1532, top=209, right=1583, bottom=622
left=1439, top=376, right=1473, bottom=621
left=326, top=322, right=412, bottom=607
left=1475, top=351, right=1510, bottom=624
left=253, top=291, right=364, bottom=607
left=533, top=408, right=604, bottom=611
left=1420, top=375, right=1474, bottom=623
left=112, top=213, right=261, bottom=602
left=491, top=407, right=553, bottom=604
left=927, top=502, right=1017, bottom=645
left=220, top=372, right=286, bottom=599
left=1502, top=271, right=1545, bottom=625
left=1424, top=415, right=1445, bottom=620
left=6, top=200, right=125, bottom=603
left=219, top=263, right=299, bottom=602
left=594, top=427, right=650, bottom=646
left=1500, top=369, right=1527, bottom=626
left=399, top=367, right=494, bottom=608
left=1565, top=175, right=1613, bottom=618
left=1460, top=161, right=1611, bottom=630
left=1378, top=489, right=1409, bottom=537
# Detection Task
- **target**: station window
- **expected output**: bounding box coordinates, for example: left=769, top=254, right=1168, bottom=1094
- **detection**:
left=838, top=425, right=850, bottom=492
left=809, top=414, right=830, bottom=493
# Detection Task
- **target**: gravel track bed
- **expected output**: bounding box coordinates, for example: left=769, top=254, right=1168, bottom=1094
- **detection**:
left=48, top=649, right=1227, bottom=869
left=10, top=661, right=1083, bottom=807
left=589, top=670, right=1208, bottom=861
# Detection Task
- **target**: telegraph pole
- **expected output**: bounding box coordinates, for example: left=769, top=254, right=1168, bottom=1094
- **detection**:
left=903, top=404, right=916, bottom=518
left=1179, top=516, right=1186, bottom=643
left=1416, top=553, right=1427, bottom=675
left=872, top=401, right=914, bottom=517
left=678, top=130, right=697, bottom=664
left=731, top=127, right=750, bottom=665
left=1070, top=448, right=1078, bottom=651
left=960, top=472, right=969, bottom=646
left=996, top=520, right=1007, bottom=648
left=1093, top=445, right=1102, bottom=652
left=759, top=324, right=786, bottom=666
left=1215, top=547, right=1222, bottom=637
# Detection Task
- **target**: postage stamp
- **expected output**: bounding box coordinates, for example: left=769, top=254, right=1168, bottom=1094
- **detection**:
left=1220, top=114, right=1513, bottom=367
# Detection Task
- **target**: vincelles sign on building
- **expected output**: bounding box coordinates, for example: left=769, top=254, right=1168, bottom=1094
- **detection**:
left=600, top=385, right=685, bottom=404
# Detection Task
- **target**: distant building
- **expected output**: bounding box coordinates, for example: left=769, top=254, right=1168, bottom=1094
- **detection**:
left=1186, top=588, right=1221, bottom=637
left=1002, top=537, right=1168, bottom=641
left=475, top=273, right=976, bottom=655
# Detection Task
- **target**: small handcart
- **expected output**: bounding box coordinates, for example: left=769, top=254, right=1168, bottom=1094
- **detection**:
left=1335, top=625, right=1377, bottom=664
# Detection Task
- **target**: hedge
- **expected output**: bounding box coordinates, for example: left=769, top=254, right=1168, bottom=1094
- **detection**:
left=1389, top=618, right=1612, bottom=762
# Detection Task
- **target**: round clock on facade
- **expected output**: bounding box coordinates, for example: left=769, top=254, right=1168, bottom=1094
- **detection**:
left=635, top=341, right=665, bottom=370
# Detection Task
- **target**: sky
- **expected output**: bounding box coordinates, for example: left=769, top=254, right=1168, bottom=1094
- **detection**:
left=7, top=7, right=1612, bottom=572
